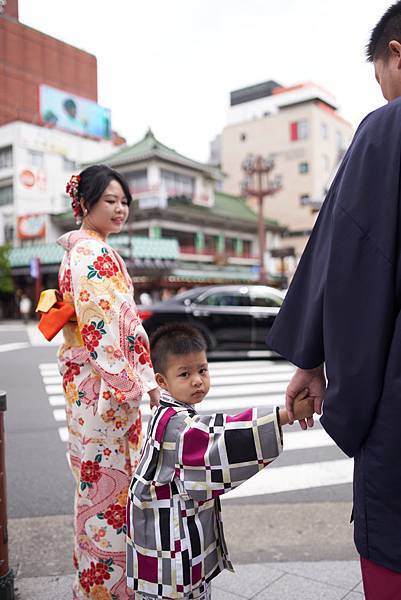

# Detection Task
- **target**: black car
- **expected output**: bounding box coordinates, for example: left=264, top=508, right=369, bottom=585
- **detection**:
left=137, top=285, right=285, bottom=358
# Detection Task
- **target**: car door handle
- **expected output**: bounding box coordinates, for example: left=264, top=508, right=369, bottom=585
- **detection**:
left=193, top=310, right=209, bottom=317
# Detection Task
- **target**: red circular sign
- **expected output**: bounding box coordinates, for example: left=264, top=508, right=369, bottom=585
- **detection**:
left=20, top=170, right=35, bottom=188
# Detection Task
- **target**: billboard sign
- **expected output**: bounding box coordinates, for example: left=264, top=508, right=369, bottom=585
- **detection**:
left=39, top=84, right=111, bottom=139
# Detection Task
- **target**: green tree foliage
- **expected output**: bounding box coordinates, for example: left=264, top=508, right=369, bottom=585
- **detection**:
left=0, top=245, right=14, bottom=295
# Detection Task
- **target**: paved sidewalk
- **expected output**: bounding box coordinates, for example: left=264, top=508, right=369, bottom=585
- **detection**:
left=15, top=560, right=363, bottom=599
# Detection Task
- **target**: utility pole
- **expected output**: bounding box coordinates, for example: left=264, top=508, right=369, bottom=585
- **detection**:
left=242, top=155, right=281, bottom=284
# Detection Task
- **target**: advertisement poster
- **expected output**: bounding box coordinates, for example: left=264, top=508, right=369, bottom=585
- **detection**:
left=39, top=84, right=111, bottom=139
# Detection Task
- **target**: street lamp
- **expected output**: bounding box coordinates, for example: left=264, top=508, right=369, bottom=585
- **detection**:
left=241, top=154, right=281, bottom=283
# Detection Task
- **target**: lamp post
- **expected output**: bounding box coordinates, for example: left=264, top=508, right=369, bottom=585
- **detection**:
left=242, top=155, right=281, bottom=284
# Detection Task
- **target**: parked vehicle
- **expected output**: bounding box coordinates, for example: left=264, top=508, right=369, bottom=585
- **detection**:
left=137, top=285, right=285, bottom=358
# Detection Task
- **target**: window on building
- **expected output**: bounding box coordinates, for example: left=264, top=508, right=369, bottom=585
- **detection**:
left=0, top=146, right=12, bottom=170
left=126, top=169, right=148, bottom=194
left=335, top=130, right=343, bottom=149
left=243, top=240, right=252, bottom=257
left=225, top=238, right=236, bottom=255
left=4, top=224, right=14, bottom=244
left=240, top=133, right=247, bottom=142
left=0, top=185, right=13, bottom=206
left=299, top=162, right=309, bottom=174
left=300, top=194, right=310, bottom=206
left=322, top=154, right=330, bottom=171
left=62, top=156, right=77, bottom=171
left=161, top=169, right=195, bottom=198
left=290, top=119, right=309, bottom=141
left=320, top=122, right=328, bottom=139
left=28, top=150, right=44, bottom=168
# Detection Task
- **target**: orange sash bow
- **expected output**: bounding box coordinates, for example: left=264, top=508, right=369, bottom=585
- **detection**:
left=35, top=289, right=76, bottom=341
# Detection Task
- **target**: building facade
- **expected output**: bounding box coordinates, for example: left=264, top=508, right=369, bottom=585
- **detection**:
left=217, top=80, right=354, bottom=256
left=48, top=129, right=287, bottom=295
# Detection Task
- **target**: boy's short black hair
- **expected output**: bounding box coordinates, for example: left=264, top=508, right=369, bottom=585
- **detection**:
left=150, top=323, right=207, bottom=374
left=367, top=1, right=401, bottom=62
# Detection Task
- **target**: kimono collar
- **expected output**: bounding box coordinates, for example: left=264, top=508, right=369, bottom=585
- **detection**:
left=160, top=390, right=198, bottom=415
left=57, top=229, right=106, bottom=251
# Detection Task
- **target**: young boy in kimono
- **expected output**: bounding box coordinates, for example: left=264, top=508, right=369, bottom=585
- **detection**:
left=127, top=323, right=314, bottom=599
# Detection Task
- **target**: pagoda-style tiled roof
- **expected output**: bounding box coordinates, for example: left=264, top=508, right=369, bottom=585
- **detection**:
left=86, top=128, right=220, bottom=178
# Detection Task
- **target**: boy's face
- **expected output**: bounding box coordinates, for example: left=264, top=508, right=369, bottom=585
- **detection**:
left=155, top=351, right=210, bottom=405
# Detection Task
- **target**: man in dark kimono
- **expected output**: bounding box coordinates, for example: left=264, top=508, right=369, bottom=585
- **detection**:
left=267, top=3, right=401, bottom=598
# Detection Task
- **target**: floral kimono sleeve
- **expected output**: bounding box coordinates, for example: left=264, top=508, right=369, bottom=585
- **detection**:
left=133, top=323, right=157, bottom=394
left=69, top=238, right=154, bottom=418
left=173, top=408, right=283, bottom=502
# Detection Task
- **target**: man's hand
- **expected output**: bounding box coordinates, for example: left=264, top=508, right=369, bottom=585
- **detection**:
left=286, top=366, right=326, bottom=430
left=148, top=387, right=160, bottom=410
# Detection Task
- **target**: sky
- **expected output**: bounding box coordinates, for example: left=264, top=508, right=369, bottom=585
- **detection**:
left=19, top=0, right=392, bottom=163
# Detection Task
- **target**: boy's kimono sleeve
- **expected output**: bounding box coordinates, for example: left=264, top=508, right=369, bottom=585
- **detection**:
left=267, top=104, right=400, bottom=458
left=70, top=238, right=156, bottom=418
left=173, top=408, right=282, bottom=502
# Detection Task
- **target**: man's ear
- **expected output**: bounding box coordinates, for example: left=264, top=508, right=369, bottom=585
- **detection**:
left=155, top=372, right=168, bottom=390
left=389, top=40, right=401, bottom=68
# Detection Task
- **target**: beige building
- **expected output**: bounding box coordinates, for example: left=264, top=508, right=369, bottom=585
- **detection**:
left=217, top=80, right=354, bottom=256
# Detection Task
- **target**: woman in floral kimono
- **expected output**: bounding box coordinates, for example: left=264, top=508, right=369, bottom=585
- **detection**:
left=58, top=165, right=159, bottom=600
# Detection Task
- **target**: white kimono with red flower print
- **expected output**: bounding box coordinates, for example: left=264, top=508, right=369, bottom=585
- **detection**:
left=57, top=229, right=156, bottom=600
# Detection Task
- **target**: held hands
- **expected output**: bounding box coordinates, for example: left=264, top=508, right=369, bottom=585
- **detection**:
left=279, top=388, right=314, bottom=427
left=285, top=366, right=326, bottom=430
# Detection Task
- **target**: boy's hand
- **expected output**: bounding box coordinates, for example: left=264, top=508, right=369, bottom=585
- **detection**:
left=278, top=388, right=314, bottom=427
left=292, top=388, right=314, bottom=423
left=286, top=366, right=326, bottom=429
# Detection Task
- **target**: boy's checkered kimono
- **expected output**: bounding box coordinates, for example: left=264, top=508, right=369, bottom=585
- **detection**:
left=127, top=392, right=283, bottom=599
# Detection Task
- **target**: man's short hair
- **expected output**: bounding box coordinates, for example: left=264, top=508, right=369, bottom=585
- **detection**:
left=367, top=1, right=401, bottom=62
left=150, top=323, right=207, bottom=374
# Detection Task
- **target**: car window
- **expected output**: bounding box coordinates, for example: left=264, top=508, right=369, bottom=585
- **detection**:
left=250, top=289, right=283, bottom=308
left=198, top=291, right=251, bottom=307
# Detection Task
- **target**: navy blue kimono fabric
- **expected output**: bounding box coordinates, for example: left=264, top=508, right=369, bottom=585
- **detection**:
left=267, top=96, right=401, bottom=572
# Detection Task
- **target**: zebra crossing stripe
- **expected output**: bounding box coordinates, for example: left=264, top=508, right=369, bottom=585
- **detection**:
left=224, top=459, right=353, bottom=499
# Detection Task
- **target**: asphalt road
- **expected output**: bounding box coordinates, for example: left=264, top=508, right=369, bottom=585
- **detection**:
left=0, top=324, right=74, bottom=518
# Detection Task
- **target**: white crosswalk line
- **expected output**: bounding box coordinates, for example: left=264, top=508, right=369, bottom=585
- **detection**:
left=207, top=381, right=287, bottom=398
left=53, top=408, right=66, bottom=421
left=43, top=376, right=63, bottom=385
left=49, top=395, right=65, bottom=406
left=211, top=372, right=293, bottom=386
left=58, top=427, right=69, bottom=442
left=284, top=428, right=336, bottom=451
left=223, top=459, right=353, bottom=499
left=46, top=384, right=64, bottom=395
left=0, top=342, right=30, bottom=353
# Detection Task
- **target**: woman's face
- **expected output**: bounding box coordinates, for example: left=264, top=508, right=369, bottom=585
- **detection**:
left=82, top=179, right=129, bottom=239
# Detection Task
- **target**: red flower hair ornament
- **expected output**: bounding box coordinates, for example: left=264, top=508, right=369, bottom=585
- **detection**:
left=66, top=174, right=82, bottom=222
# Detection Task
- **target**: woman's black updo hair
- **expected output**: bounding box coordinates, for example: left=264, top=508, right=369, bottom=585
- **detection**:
left=78, top=165, right=132, bottom=215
